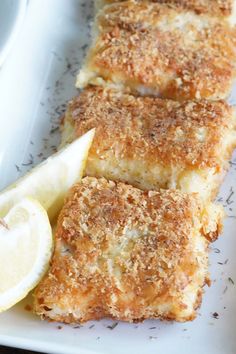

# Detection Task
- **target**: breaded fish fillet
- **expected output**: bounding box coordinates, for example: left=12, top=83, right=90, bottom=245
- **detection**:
left=61, top=87, right=236, bottom=201
left=96, top=0, right=236, bottom=24
left=77, top=1, right=236, bottom=100
left=34, top=177, right=223, bottom=323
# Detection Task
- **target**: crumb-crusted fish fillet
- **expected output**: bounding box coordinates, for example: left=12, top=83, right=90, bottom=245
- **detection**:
left=96, top=0, right=236, bottom=24
left=61, top=87, right=236, bottom=201
left=34, top=177, right=223, bottom=323
left=77, top=1, right=236, bottom=100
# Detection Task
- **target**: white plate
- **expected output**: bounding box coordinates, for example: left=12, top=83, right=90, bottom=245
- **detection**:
left=0, top=1, right=236, bottom=354
left=0, top=0, right=27, bottom=67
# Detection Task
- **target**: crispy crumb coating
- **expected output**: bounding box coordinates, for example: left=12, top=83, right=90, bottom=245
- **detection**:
left=61, top=87, right=236, bottom=200
left=34, top=177, right=223, bottom=323
left=96, top=0, right=236, bottom=22
left=77, top=1, right=236, bottom=100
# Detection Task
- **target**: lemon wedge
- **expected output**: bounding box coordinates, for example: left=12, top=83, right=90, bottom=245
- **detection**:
left=0, top=198, right=52, bottom=312
left=0, top=129, right=95, bottom=221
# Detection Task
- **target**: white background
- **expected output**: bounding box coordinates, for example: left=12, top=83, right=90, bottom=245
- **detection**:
left=0, top=1, right=235, bottom=353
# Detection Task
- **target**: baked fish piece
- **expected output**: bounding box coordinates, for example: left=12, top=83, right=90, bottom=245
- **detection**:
left=34, top=177, right=223, bottom=323
left=61, top=87, right=236, bottom=201
left=96, top=0, right=236, bottom=25
left=77, top=1, right=236, bottom=100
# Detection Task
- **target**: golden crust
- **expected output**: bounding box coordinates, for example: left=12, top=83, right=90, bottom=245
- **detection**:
left=34, top=177, right=223, bottom=323
left=64, top=87, right=236, bottom=169
left=77, top=1, right=236, bottom=100
left=61, top=87, right=236, bottom=198
left=97, top=0, right=235, bottom=18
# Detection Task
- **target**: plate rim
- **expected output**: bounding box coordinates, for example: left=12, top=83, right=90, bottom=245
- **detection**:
left=0, top=0, right=28, bottom=67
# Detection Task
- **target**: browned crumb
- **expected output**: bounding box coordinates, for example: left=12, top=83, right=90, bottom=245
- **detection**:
left=61, top=87, right=236, bottom=199
left=34, top=177, right=223, bottom=324
left=65, top=87, right=236, bottom=170
left=24, top=304, right=32, bottom=312
left=78, top=1, right=236, bottom=100
left=97, top=0, right=236, bottom=19
left=0, top=218, right=9, bottom=230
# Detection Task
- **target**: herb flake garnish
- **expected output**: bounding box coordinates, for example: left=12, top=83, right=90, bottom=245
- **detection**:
left=212, top=312, right=219, bottom=319
left=226, top=187, right=234, bottom=205
left=107, top=322, right=118, bottom=330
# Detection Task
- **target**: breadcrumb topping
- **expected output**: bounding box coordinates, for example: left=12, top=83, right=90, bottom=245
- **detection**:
left=64, top=87, right=236, bottom=170
left=97, top=0, right=235, bottom=18
left=34, top=177, right=223, bottom=323
left=77, top=1, right=236, bottom=100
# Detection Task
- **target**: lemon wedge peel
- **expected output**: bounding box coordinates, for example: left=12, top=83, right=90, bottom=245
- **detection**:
left=0, top=129, right=95, bottom=312
left=0, top=198, right=52, bottom=312
left=0, top=128, right=95, bottom=221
